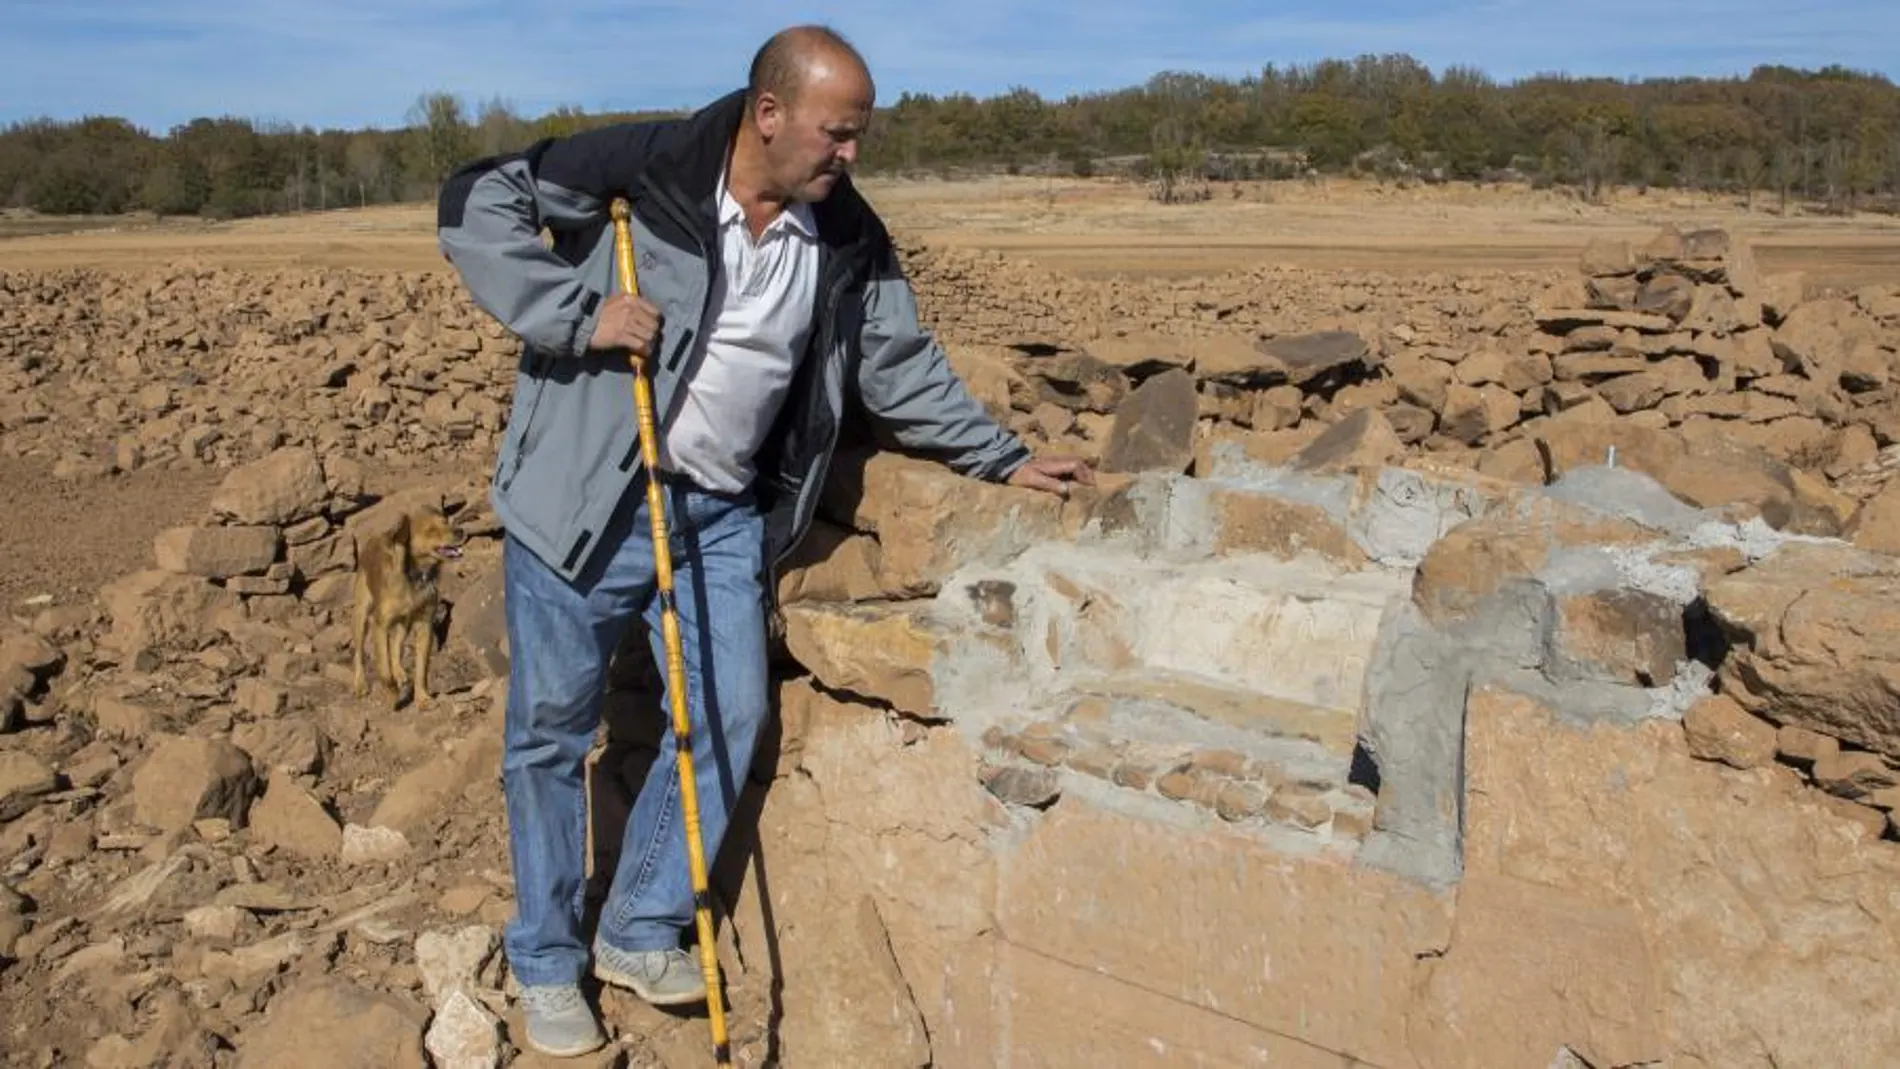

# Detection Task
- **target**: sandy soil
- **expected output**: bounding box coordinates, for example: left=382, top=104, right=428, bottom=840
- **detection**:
left=3, top=176, right=1897, bottom=288
left=0, top=458, right=223, bottom=615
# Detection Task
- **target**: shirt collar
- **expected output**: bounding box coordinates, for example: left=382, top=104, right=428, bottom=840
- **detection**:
left=716, top=167, right=816, bottom=238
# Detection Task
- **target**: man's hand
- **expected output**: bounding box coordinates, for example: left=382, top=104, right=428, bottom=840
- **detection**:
left=588, top=292, right=662, bottom=359
left=1006, top=454, right=1096, bottom=497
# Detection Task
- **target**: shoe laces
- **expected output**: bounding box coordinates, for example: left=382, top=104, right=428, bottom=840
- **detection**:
left=521, top=984, right=586, bottom=1014
left=655, top=948, right=696, bottom=975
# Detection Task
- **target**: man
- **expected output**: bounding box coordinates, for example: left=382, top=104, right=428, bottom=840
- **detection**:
left=437, top=25, right=1091, bottom=1057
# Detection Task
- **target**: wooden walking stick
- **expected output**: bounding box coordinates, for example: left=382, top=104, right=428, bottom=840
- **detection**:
left=609, top=196, right=731, bottom=1066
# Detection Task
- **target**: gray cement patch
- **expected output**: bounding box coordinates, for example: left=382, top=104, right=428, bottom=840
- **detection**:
left=1543, top=464, right=1708, bottom=536
left=1350, top=467, right=1496, bottom=567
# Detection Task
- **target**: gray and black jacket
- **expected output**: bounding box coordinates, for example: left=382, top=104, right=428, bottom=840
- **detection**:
left=436, top=88, right=1031, bottom=598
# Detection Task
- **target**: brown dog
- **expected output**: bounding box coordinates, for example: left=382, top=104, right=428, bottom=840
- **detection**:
left=351, top=502, right=465, bottom=707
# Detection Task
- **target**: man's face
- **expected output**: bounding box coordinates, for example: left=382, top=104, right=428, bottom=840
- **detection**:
left=756, top=59, right=874, bottom=202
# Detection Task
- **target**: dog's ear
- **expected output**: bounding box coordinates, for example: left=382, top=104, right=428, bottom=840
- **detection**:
left=389, top=513, right=413, bottom=558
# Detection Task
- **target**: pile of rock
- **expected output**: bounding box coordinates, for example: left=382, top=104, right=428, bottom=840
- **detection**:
left=937, top=226, right=1900, bottom=557
left=1527, top=227, right=1893, bottom=458
left=926, top=223, right=1894, bottom=488
left=92, top=445, right=497, bottom=666
left=0, top=444, right=529, bottom=1063
left=9, top=230, right=1891, bottom=528
left=1694, top=539, right=1900, bottom=837
left=943, top=327, right=1389, bottom=472
left=895, top=237, right=1545, bottom=351
left=0, top=266, right=515, bottom=477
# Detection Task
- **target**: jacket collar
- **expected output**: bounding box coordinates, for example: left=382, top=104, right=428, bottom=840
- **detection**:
left=649, top=87, right=748, bottom=221
left=644, top=87, right=872, bottom=257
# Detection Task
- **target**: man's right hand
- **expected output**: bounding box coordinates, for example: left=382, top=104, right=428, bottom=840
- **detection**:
left=588, top=292, right=662, bottom=359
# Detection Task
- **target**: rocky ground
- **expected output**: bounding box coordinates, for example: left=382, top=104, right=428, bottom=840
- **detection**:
left=1, top=218, right=1899, bottom=1066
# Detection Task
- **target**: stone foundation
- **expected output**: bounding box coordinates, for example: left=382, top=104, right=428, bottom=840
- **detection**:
left=731, top=442, right=1900, bottom=1067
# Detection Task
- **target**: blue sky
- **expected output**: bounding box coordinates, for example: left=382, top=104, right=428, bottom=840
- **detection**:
left=4, top=0, right=1896, bottom=133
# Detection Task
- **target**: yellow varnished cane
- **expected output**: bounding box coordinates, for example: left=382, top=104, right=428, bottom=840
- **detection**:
left=608, top=197, right=731, bottom=1066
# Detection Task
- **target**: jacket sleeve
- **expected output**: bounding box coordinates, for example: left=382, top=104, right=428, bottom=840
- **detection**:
left=436, top=123, right=656, bottom=359
left=854, top=229, right=1033, bottom=482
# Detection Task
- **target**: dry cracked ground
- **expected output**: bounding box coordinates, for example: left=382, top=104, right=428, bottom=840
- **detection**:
left=3, top=176, right=1900, bottom=1067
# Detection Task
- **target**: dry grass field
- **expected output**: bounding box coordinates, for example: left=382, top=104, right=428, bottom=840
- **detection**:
left=5, top=174, right=1900, bottom=286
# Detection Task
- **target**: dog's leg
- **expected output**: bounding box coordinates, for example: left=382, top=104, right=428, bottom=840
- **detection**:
left=374, top=612, right=402, bottom=700
left=388, top=617, right=411, bottom=708
left=351, top=580, right=372, bottom=699
left=414, top=608, right=436, bottom=707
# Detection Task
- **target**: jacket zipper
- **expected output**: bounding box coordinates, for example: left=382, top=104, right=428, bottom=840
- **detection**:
left=621, top=179, right=716, bottom=452
left=761, top=259, right=857, bottom=641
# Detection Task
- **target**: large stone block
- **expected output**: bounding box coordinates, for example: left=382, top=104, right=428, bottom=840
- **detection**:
left=790, top=700, right=1002, bottom=1032
left=780, top=601, right=954, bottom=717
left=1462, top=686, right=1900, bottom=1067
left=819, top=451, right=1068, bottom=595
left=153, top=525, right=281, bottom=579
left=987, top=943, right=1349, bottom=1068
left=1099, top=367, right=1197, bottom=474
left=998, top=805, right=1451, bottom=1069
left=209, top=447, right=327, bottom=526
left=1409, top=874, right=1665, bottom=1069
left=131, top=735, right=259, bottom=833
left=1411, top=496, right=1662, bottom=625
left=1704, top=541, right=1900, bottom=760
left=713, top=771, right=932, bottom=1069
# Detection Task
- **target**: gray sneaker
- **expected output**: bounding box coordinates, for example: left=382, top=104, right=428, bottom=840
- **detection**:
left=518, top=984, right=607, bottom=1057
left=592, top=941, right=708, bottom=1006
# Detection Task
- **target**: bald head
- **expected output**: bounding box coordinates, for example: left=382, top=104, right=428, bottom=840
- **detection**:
left=735, top=25, right=875, bottom=204
left=747, top=25, right=873, bottom=109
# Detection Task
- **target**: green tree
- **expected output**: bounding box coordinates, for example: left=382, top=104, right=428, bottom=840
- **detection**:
left=408, top=92, right=476, bottom=191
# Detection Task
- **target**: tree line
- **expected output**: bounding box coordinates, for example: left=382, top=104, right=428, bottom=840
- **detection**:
left=3, top=56, right=1897, bottom=218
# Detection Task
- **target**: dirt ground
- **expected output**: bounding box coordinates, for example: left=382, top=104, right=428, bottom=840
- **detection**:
left=0, top=457, right=222, bottom=615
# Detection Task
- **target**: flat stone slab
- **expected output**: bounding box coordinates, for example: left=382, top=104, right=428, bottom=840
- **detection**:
left=1068, top=670, right=1359, bottom=759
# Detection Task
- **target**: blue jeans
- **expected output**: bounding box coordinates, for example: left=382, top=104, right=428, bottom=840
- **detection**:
left=499, top=476, right=771, bottom=987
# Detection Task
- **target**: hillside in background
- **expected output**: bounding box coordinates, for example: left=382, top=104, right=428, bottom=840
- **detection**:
left=2, top=57, right=1898, bottom=220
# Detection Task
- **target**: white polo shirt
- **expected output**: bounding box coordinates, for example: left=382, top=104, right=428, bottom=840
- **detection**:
left=657, top=172, right=821, bottom=495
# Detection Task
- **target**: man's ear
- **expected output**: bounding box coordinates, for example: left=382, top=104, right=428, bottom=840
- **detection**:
left=754, top=90, right=784, bottom=140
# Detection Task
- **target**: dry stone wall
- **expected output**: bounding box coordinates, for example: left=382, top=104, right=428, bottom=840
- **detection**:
left=900, top=227, right=1900, bottom=535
